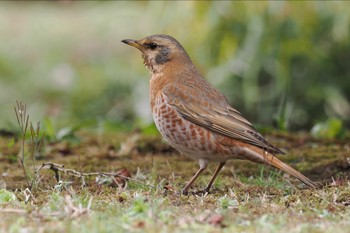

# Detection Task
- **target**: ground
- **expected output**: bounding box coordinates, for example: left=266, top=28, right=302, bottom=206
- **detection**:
left=0, top=130, right=349, bottom=233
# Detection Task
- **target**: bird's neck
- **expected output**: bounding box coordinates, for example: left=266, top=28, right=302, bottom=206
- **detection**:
left=149, top=59, right=199, bottom=109
left=149, top=68, right=168, bottom=108
left=149, top=64, right=165, bottom=75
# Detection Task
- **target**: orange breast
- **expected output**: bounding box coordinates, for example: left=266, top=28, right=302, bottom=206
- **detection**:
left=152, top=92, right=230, bottom=161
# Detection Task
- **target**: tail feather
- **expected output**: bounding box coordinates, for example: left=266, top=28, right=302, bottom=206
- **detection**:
left=265, top=155, right=317, bottom=188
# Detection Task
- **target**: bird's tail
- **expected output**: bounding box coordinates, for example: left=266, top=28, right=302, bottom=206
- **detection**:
left=264, top=154, right=317, bottom=188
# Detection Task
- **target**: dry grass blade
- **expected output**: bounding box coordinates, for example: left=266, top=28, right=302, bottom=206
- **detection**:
left=13, top=101, right=46, bottom=191
left=14, top=101, right=30, bottom=187
left=30, top=122, right=45, bottom=166
left=64, top=195, right=92, bottom=218
left=14, top=100, right=29, bottom=136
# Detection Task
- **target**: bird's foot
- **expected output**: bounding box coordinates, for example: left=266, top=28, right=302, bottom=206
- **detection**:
left=181, top=189, right=207, bottom=196
left=192, top=189, right=209, bottom=196
left=181, top=187, right=212, bottom=196
left=202, top=185, right=212, bottom=194
left=181, top=189, right=189, bottom=196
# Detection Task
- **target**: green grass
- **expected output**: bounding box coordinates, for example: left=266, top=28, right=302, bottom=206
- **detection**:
left=1, top=178, right=350, bottom=233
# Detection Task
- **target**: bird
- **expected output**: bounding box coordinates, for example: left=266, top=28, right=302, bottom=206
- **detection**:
left=122, top=34, right=316, bottom=194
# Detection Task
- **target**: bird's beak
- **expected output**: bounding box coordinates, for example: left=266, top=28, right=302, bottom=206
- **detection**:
left=121, top=39, right=144, bottom=51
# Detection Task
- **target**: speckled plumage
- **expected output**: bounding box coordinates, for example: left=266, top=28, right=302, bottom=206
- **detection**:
left=122, top=34, right=316, bottom=194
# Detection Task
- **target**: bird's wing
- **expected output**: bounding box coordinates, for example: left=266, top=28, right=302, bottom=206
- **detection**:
left=162, top=83, right=285, bottom=155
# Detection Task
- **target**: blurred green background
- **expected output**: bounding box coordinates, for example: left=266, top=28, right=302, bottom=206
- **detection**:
left=0, top=1, right=349, bottom=138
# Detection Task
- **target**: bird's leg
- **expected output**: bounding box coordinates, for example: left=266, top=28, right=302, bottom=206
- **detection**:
left=182, top=168, right=205, bottom=195
left=182, top=160, right=207, bottom=195
left=203, top=162, right=226, bottom=193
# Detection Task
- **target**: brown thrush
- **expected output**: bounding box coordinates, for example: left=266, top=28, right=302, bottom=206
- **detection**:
left=122, top=34, right=316, bottom=194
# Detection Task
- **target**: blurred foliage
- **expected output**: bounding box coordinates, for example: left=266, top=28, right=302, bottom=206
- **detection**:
left=311, top=117, right=344, bottom=139
left=0, top=189, right=16, bottom=204
left=0, top=1, right=349, bottom=134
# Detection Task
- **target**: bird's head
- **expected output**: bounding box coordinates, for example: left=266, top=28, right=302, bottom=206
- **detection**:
left=122, top=34, right=192, bottom=74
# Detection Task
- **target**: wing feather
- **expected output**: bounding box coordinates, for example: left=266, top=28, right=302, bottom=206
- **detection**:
left=162, top=85, right=285, bottom=155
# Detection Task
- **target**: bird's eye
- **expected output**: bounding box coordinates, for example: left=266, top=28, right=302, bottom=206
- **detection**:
left=149, top=42, right=158, bottom=50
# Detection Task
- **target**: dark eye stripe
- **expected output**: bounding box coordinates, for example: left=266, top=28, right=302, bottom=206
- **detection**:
left=148, top=42, right=158, bottom=50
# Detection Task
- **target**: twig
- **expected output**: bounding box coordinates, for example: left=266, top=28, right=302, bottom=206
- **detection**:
left=0, top=209, right=27, bottom=214
left=36, top=162, right=156, bottom=189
